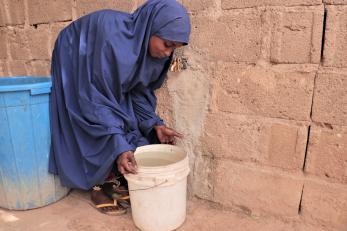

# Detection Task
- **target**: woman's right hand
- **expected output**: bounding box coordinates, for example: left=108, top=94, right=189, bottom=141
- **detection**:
left=154, top=125, right=183, bottom=145
left=117, top=151, right=137, bottom=175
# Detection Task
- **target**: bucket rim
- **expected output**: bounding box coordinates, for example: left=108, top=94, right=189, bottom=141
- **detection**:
left=134, top=144, right=187, bottom=170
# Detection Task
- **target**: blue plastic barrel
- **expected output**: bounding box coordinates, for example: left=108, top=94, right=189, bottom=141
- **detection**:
left=0, top=76, right=69, bottom=210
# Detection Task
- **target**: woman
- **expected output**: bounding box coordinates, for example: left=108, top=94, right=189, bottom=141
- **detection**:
left=49, top=0, right=191, bottom=215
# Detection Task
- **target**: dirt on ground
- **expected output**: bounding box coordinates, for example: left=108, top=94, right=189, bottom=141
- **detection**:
left=0, top=190, right=330, bottom=231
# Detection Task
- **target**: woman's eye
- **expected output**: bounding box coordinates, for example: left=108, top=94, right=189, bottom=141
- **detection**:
left=164, top=42, right=173, bottom=48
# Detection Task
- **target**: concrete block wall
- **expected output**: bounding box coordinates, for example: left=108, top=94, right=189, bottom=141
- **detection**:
left=0, top=0, right=140, bottom=76
left=1, top=0, right=347, bottom=230
left=158, top=1, right=347, bottom=230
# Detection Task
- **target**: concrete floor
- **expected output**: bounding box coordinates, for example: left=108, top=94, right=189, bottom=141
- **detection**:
left=0, top=190, right=331, bottom=231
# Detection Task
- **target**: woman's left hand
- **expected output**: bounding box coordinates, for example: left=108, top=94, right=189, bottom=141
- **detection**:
left=154, top=125, right=183, bottom=145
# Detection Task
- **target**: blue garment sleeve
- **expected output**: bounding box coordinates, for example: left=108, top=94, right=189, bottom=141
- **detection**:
left=131, top=87, right=165, bottom=137
left=112, top=134, right=136, bottom=156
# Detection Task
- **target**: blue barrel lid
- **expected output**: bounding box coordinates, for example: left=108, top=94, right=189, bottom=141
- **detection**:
left=0, top=76, right=52, bottom=95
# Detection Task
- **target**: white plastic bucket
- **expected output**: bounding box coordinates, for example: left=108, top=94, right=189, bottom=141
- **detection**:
left=125, top=144, right=190, bottom=231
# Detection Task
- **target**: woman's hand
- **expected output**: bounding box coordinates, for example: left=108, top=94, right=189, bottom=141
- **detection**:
left=154, top=125, right=183, bottom=145
left=117, top=151, right=137, bottom=175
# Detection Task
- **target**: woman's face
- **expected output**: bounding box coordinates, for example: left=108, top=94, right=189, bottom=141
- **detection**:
left=149, top=36, right=183, bottom=59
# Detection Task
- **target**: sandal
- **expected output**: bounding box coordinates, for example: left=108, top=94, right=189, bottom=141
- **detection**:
left=102, top=181, right=131, bottom=209
left=116, top=194, right=131, bottom=209
left=91, top=186, right=127, bottom=216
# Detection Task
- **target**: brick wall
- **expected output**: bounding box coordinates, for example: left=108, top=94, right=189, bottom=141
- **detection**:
left=1, top=0, right=346, bottom=230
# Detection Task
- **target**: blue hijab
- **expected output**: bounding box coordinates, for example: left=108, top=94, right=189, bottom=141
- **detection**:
left=49, top=0, right=191, bottom=190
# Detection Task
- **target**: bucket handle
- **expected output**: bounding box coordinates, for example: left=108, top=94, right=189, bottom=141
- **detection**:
left=128, top=179, right=169, bottom=192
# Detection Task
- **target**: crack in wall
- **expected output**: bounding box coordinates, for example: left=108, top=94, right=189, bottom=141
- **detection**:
left=320, top=6, right=328, bottom=61
left=298, top=184, right=305, bottom=214
left=302, top=125, right=311, bottom=171
left=302, top=3, right=327, bottom=175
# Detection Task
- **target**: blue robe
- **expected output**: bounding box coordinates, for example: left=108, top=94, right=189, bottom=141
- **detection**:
left=48, top=0, right=191, bottom=190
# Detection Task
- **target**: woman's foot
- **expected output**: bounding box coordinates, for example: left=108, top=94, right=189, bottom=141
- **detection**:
left=102, top=182, right=131, bottom=209
left=91, top=186, right=126, bottom=216
left=102, top=181, right=129, bottom=197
